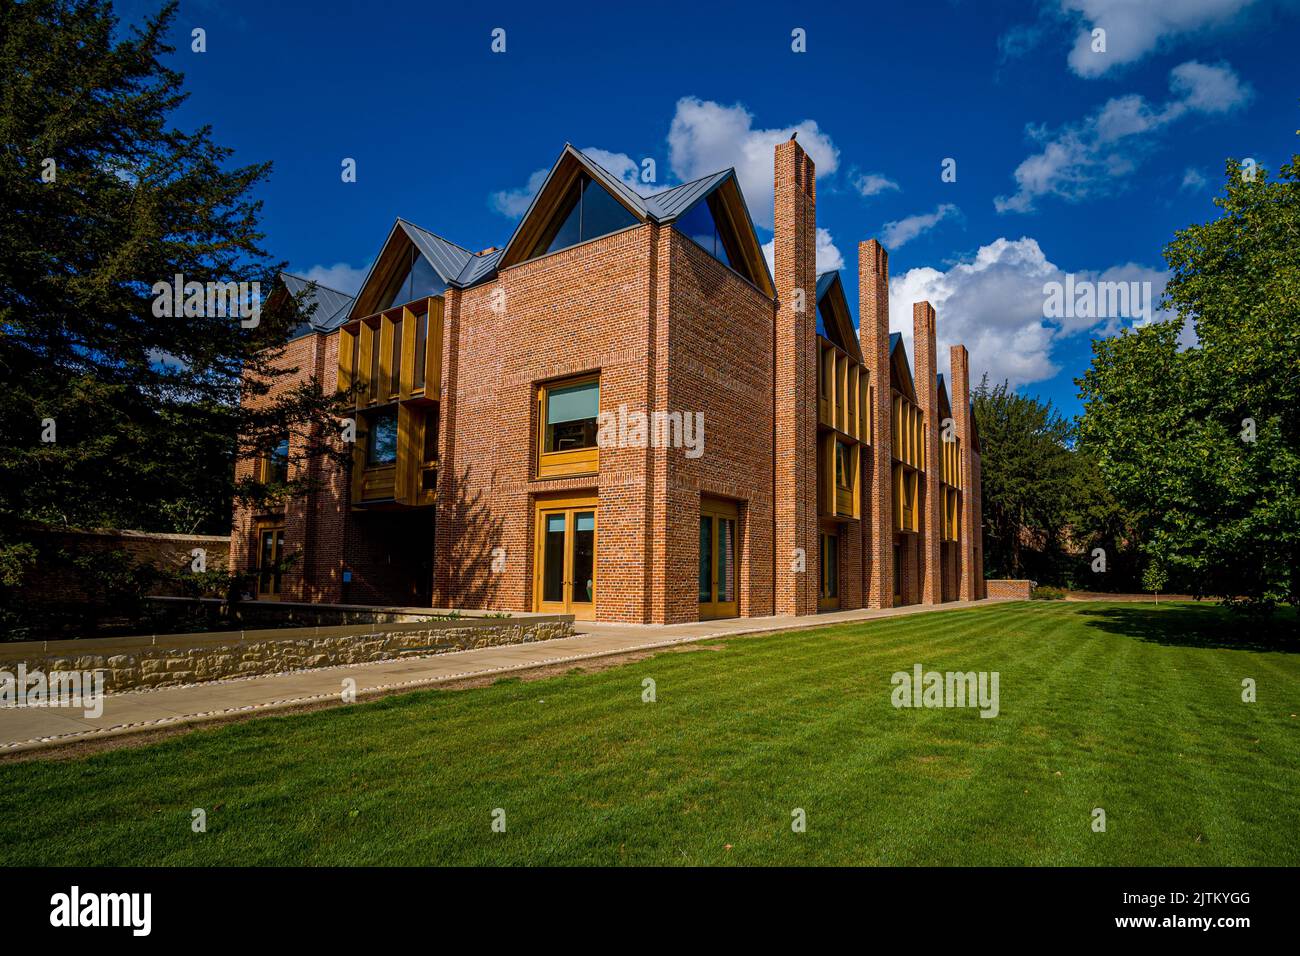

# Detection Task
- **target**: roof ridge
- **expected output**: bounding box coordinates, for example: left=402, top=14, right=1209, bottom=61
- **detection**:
left=395, top=217, right=476, bottom=256
left=279, top=271, right=356, bottom=300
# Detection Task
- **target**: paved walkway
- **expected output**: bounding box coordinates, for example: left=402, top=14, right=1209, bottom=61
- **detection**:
left=0, top=598, right=1000, bottom=754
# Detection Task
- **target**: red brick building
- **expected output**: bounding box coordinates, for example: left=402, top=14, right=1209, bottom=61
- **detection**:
left=232, top=140, right=984, bottom=623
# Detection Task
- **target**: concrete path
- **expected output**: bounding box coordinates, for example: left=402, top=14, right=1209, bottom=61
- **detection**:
left=0, top=598, right=1001, bottom=755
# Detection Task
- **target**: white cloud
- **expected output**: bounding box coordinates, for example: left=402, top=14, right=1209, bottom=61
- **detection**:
left=1061, top=0, right=1260, bottom=77
left=996, top=60, right=1251, bottom=213
left=489, top=167, right=549, bottom=219
left=298, top=261, right=370, bottom=295
left=1181, top=167, right=1208, bottom=190
left=852, top=171, right=900, bottom=198
left=668, top=96, right=840, bottom=229
left=888, top=237, right=1171, bottom=388
left=761, top=227, right=846, bottom=277
left=880, top=204, right=959, bottom=248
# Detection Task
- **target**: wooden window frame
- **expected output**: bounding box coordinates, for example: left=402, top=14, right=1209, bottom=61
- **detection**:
left=536, top=374, right=600, bottom=480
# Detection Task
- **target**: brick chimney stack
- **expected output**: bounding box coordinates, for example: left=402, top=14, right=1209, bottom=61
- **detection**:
left=913, top=302, right=941, bottom=604
left=772, top=139, right=819, bottom=616
left=950, top=344, right=978, bottom=601
left=860, top=240, right=893, bottom=608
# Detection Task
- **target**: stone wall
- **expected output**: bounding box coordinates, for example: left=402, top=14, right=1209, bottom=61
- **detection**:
left=0, top=615, right=573, bottom=694
left=984, top=579, right=1033, bottom=600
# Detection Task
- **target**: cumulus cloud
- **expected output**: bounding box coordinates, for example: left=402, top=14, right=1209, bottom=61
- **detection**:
left=851, top=170, right=900, bottom=198
left=667, top=96, right=840, bottom=230
left=761, top=227, right=846, bottom=277
left=888, top=237, right=1171, bottom=388
left=298, top=261, right=370, bottom=295
left=880, top=204, right=959, bottom=248
left=489, top=167, right=550, bottom=219
left=995, top=60, right=1251, bottom=213
left=1060, top=0, right=1261, bottom=77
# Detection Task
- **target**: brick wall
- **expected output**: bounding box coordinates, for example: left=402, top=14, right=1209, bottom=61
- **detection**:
left=985, top=579, right=1032, bottom=600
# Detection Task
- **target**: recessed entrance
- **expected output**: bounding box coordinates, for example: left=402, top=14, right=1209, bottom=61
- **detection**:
left=699, top=497, right=739, bottom=620
left=533, top=495, right=597, bottom=620
left=255, top=523, right=285, bottom=600
left=819, top=527, right=840, bottom=611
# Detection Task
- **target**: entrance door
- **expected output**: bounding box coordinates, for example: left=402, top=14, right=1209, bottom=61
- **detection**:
left=819, top=528, right=840, bottom=611
left=534, top=497, right=597, bottom=620
left=255, top=524, right=285, bottom=600
left=699, top=498, right=739, bottom=620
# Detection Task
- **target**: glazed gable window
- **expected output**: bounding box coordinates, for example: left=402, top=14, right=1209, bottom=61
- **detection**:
left=537, top=375, right=599, bottom=479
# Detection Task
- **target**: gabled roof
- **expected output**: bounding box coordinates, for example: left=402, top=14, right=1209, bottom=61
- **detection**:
left=496, top=145, right=776, bottom=297
left=814, top=270, right=863, bottom=362
left=278, top=272, right=355, bottom=338
left=890, top=333, right=917, bottom=401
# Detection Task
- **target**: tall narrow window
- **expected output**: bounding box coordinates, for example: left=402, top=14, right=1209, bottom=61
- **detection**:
left=367, top=410, right=398, bottom=466
left=390, top=315, right=403, bottom=395
left=266, top=434, right=290, bottom=485
left=413, top=311, right=427, bottom=390
left=368, top=323, right=381, bottom=401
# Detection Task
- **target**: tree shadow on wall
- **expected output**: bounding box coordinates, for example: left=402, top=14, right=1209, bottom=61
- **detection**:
left=439, top=464, right=506, bottom=610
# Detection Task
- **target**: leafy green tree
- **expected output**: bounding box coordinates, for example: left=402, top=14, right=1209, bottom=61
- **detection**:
left=1078, top=154, right=1300, bottom=612
left=0, top=1, right=344, bottom=623
left=972, top=378, right=1077, bottom=581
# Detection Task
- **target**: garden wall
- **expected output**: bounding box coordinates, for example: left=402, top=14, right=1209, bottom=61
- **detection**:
left=0, top=615, right=574, bottom=693
left=984, top=579, right=1033, bottom=600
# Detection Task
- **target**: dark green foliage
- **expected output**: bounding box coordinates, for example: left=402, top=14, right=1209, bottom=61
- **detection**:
left=0, top=1, right=347, bottom=629
left=1078, top=154, right=1300, bottom=612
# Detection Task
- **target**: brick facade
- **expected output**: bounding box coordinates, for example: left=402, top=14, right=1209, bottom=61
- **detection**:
left=233, top=141, right=984, bottom=623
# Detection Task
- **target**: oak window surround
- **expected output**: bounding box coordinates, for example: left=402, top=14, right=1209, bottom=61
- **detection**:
left=537, top=374, right=600, bottom=479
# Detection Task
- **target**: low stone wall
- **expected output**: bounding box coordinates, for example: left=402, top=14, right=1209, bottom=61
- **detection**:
left=985, top=579, right=1033, bottom=600
left=0, top=616, right=574, bottom=694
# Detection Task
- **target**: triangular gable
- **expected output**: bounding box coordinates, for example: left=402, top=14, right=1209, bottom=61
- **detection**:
left=273, top=272, right=355, bottom=338
left=497, top=145, right=648, bottom=271
left=890, top=333, right=917, bottom=402
left=814, top=271, right=862, bottom=361
left=936, top=373, right=952, bottom=421
left=349, top=220, right=463, bottom=319
left=666, top=173, right=776, bottom=297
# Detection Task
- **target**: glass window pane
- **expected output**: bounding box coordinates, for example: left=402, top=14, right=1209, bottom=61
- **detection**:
left=827, top=534, right=838, bottom=597
left=406, top=252, right=445, bottom=302
left=542, top=514, right=566, bottom=603
left=390, top=317, right=402, bottom=394
left=538, top=179, right=582, bottom=256
left=545, top=379, right=599, bottom=453
left=413, top=312, right=427, bottom=390
left=580, top=176, right=638, bottom=242
left=676, top=199, right=717, bottom=256
left=546, top=380, right=598, bottom=424
left=571, top=511, right=595, bottom=604
left=367, top=411, right=398, bottom=465
left=698, top=517, right=712, bottom=602
left=718, top=518, right=735, bottom=603
left=369, top=324, right=380, bottom=396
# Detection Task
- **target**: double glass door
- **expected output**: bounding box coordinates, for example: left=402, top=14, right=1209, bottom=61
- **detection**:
left=535, top=497, right=597, bottom=619
left=699, top=498, right=738, bottom=620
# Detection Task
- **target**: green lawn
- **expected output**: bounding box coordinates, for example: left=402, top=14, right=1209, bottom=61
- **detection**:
left=2, top=601, right=1297, bottom=866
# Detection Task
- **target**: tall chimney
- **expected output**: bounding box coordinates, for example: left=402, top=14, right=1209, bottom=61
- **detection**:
left=860, top=240, right=893, bottom=608
left=950, top=344, right=978, bottom=601
left=772, top=140, right=819, bottom=616
left=913, top=302, right=941, bottom=604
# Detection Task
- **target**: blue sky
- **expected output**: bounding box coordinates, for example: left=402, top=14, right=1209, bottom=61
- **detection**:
left=121, top=0, right=1298, bottom=416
